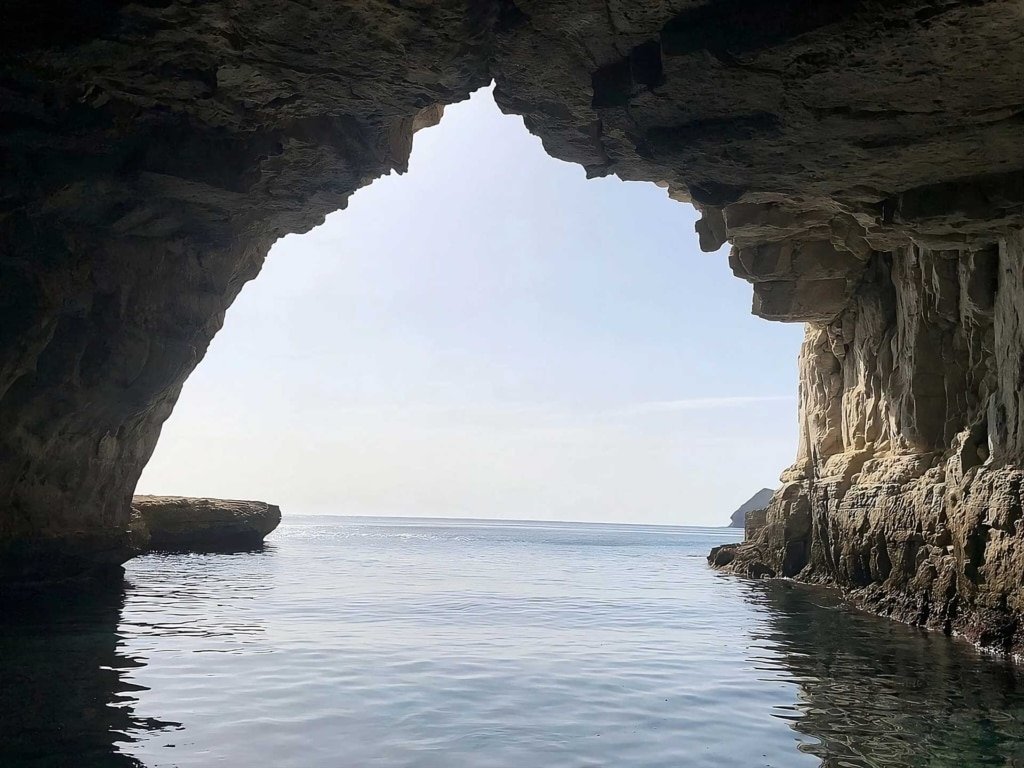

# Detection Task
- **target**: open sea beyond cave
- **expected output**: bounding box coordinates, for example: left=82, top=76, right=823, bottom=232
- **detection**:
left=3, top=517, right=1024, bottom=767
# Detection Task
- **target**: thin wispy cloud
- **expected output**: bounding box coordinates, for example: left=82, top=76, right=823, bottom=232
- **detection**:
left=278, top=395, right=797, bottom=426
left=613, top=395, right=796, bottom=416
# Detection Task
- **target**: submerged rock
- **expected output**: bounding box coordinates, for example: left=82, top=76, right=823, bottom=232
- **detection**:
left=131, top=496, right=281, bottom=552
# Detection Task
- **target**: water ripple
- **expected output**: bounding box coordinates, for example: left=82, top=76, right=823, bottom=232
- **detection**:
left=1, top=517, right=1022, bottom=767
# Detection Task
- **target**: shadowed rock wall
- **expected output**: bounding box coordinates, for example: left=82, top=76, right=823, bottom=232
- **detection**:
left=1, top=0, right=1022, bottom=619
left=1, top=0, right=490, bottom=581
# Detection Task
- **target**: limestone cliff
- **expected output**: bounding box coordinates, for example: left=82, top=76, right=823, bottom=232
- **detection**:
left=0, top=0, right=1022, bottom=622
left=716, top=230, right=1024, bottom=655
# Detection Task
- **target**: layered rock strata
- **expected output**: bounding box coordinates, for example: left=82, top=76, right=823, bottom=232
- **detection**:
left=715, top=229, right=1024, bottom=655
left=0, top=0, right=1022, bottom=610
left=130, top=496, right=281, bottom=552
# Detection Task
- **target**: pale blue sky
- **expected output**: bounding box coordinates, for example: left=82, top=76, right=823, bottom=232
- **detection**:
left=138, top=87, right=804, bottom=525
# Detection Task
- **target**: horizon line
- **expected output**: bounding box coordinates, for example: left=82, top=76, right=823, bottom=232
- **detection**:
left=276, top=511, right=739, bottom=530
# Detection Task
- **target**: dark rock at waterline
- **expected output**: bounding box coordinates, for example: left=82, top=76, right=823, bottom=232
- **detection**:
left=708, top=543, right=775, bottom=579
left=0, top=536, right=129, bottom=591
left=708, top=544, right=738, bottom=568
left=131, top=496, right=281, bottom=552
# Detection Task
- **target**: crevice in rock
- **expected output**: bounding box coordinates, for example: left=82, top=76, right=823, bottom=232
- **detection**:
left=659, top=0, right=867, bottom=58
left=591, top=38, right=665, bottom=108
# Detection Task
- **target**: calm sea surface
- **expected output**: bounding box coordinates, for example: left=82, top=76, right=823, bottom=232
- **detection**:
left=2, top=516, right=1024, bottom=767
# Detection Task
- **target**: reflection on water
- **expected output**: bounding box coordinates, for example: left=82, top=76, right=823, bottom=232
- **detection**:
left=0, top=518, right=1022, bottom=767
left=751, top=581, right=1024, bottom=767
left=0, top=586, right=180, bottom=767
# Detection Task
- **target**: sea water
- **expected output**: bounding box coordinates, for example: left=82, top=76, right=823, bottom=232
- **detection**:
left=2, top=516, right=1023, bottom=767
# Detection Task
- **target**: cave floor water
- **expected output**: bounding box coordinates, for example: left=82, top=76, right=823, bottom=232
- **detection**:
left=2, top=516, right=1023, bottom=767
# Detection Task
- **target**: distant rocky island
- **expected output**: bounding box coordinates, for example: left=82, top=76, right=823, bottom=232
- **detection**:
left=727, top=489, right=775, bottom=528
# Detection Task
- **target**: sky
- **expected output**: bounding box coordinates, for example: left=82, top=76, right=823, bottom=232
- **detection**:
left=137, top=87, right=804, bottom=526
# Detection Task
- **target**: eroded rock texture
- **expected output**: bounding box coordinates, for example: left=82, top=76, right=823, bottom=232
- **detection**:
left=720, top=230, right=1024, bottom=655
left=1, top=0, right=1022, bottom=612
left=131, top=496, right=281, bottom=552
left=1, top=0, right=486, bottom=583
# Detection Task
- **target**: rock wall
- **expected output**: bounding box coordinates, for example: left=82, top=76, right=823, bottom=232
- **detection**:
left=1, top=0, right=1022, bottom=591
left=743, top=507, right=768, bottom=541
left=1, top=0, right=487, bottom=584
left=719, top=231, right=1024, bottom=654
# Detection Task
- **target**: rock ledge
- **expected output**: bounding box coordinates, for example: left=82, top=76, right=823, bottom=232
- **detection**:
left=131, top=496, right=281, bottom=552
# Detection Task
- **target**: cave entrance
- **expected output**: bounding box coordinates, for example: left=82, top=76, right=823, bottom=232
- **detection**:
left=137, top=86, right=802, bottom=527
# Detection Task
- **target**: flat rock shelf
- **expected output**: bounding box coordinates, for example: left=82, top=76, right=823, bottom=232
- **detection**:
left=130, top=496, right=281, bottom=552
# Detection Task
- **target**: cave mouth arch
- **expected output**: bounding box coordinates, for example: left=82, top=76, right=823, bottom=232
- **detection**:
left=2, top=0, right=1023, bottom=655
left=136, top=86, right=802, bottom=527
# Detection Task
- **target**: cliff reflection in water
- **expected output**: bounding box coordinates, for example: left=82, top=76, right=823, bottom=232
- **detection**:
left=751, top=580, right=1024, bottom=767
left=0, top=586, right=180, bottom=768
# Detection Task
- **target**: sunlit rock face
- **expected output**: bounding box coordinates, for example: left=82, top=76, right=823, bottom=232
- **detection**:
left=1, top=0, right=1022, bottom=625
left=721, top=231, right=1024, bottom=654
